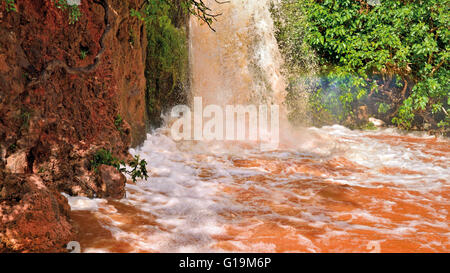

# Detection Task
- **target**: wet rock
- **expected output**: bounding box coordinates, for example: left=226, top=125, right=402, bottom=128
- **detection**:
left=97, top=164, right=126, bottom=199
left=0, top=174, right=76, bottom=253
left=5, top=150, right=28, bottom=174
left=369, top=117, right=385, bottom=127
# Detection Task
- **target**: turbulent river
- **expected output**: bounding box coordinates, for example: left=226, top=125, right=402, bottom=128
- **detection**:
left=69, top=127, right=449, bottom=253
left=69, top=0, right=449, bottom=253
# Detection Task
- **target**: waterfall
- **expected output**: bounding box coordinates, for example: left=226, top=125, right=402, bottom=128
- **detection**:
left=189, top=0, right=286, bottom=107
left=66, top=1, right=450, bottom=254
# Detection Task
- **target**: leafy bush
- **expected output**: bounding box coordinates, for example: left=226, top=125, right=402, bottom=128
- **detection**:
left=275, top=0, right=449, bottom=131
left=91, top=149, right=149, bottom=183
left=131, top=0, right=189, bottom=126
left=90, top=149, right=125, bottom=172
left=309, top=0, right=448, bottom=129
left=127, top=155, right=149, bottom=183
left=132, top=1, right=187, bottom=75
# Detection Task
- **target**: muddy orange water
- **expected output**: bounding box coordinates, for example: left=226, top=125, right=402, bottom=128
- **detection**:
left=68, top=126, right=449, bottom=253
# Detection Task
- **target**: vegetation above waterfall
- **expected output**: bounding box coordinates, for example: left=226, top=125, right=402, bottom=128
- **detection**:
left=130, top=0, right=223, bottom=127
left=273, top=0, right=449, bottom=134
left=131, top=0, right=189, bottom=127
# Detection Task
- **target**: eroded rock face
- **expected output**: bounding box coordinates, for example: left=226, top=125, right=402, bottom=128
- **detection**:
left=0, top=174, right=76, bottom=253
left=0, top=0, right=148, bottom=252
left=97, top=164, right=126, bottom=199
left=0, top=0, right=147, bottom=190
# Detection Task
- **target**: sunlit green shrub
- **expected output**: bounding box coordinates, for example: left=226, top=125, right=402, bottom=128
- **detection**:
left=91, top=149, right=149, bottom=183
left=275, top=0, right=449, bottom=130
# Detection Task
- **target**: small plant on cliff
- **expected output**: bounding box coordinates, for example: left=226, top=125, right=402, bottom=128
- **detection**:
left=114, top=114, right=123, bottom=133
left=79, top=48, right=89, bottom=60
left=68, top=4, right=81, bottom=24
left=19, top=110, right=31, bottom=131
left=52, top=0, right=81, bottom=24
left=127, top=155, right=149, bottom=183
left=1, top=0, right=16, bottom=12
left=91, top=149, right=149, bottom=183
left=90, top=149, right=125, bottom=172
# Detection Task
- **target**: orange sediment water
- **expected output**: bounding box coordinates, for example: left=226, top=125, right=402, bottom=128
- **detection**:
left=69, top=0, right=448, bottom=253
left=69, top=126, right=450, bottom=253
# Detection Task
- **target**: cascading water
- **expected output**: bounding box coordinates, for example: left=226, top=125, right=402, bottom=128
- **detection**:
left=189, top=0, right=286, bottom=106
left=68, top=0, right=449, bottom=253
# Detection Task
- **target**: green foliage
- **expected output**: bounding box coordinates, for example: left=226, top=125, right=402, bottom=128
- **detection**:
left=7, top=143, right=17, bottom=153
left=377, top=102, right=390, bottom=114
left=278, top=0, right=449, bottom=130
left=90, top=149, right=149, bottom=183
left=52, top=0, right=81, bottom=24
left=308, top=0, right=449, bottom=129
left=128, top=155, right=149, bottom=183
left=1, top=0, right=16, bottom=12
left=361, top=121, right=378, bottom=131
left=19, top=109, right=31, bottom=130
left=90, top=149, right=125, bottom=172
left=131, top=1, right=187, bottom=78
left=131, top=0, right=189, bottom=126
left=272, top=1, right=318, bottom=126
left=114, top=114, right=123, bottom=132
left=79, top=48, right=88, bottom=60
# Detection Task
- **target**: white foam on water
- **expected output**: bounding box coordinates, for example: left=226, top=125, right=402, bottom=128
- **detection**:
left=308, top=126, right=450, bottom=192
left=89, top=131, right=238, bottom=252
left=65, top=125, right=449, bottom=252
left=63, top=194, right=107, bottom=211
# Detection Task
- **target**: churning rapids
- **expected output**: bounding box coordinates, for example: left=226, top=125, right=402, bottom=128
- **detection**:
left=68, top=0, right=449, bottom=253
left=68, top=127, right=449, bottom=253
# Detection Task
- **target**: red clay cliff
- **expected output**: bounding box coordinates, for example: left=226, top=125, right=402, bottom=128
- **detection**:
left=0, top=0, right=148, bottom=252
